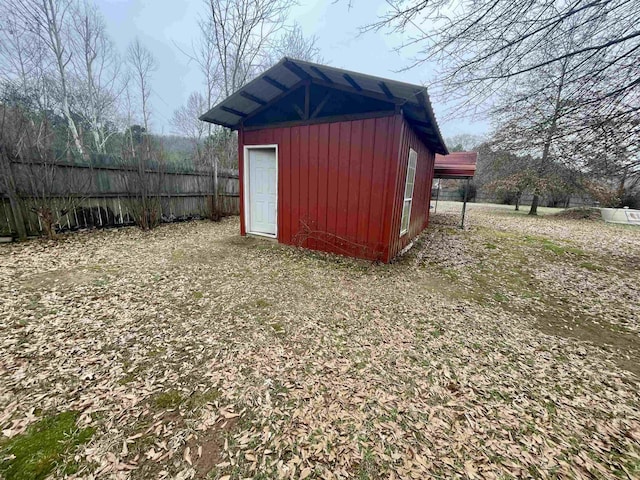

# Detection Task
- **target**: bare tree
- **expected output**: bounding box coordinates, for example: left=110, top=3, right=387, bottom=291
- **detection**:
left=571, top=115, right=640, bottom=204
left=204, top=0, right=294, bottom=98
left=0, top=7, right=48, bottom=109
left=69, top=0, right=123, bottom=154
left=493, top=62, right=570, bottom=214
left=13, top=0, right=86, bottom=157
left=126, top=38, right=156, bottom=135
left=171, top=91, right=208, bottom=164
left=176, top=0, right=294, bottom=218
left=484, top=12, right=633, bottom=214
left=367, top=0, right=640, bottom=126
left=267, top=23, right=323, bottom=64
left=122, top=39, right=162, bottom=229
left=445, top=133, right=484, bottom=152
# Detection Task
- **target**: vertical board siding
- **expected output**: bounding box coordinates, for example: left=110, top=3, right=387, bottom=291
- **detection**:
left=347, top=121, right=363, bottom=243
left=308, top=125, right=320, bottom=251
left=388, top=116, right=436, bottom=259
left=369, top=116, right=395, bottom=257
left=336, top=122, right=351, bottom=242
left=317, top=123, right=330, bottom=246
left=243, top=115, right=397, bottom=261
left=357, top=118, right=375, bottom=247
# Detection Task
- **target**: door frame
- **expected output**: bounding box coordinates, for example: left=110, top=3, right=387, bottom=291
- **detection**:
left=243, top=144, right=278, bottom=239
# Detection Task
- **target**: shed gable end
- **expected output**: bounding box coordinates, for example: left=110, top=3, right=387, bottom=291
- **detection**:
left=243, top=83, right=396, bottom=129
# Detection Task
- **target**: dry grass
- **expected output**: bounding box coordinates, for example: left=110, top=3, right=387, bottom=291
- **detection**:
left=1, top=207, right=639, bottom=479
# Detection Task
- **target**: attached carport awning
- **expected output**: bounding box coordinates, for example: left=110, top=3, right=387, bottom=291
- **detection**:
left=434, top=152, right=478, bottom=179
left=433, top=152, right=478, bottom=228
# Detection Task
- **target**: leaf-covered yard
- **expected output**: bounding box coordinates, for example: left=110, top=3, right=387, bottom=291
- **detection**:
left=1, top=204, right=639, bottom=479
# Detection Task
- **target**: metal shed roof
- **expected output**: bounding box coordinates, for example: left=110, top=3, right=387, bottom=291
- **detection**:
left=200, top=57, right=448, bottom=155
left=434, top=152, right=478, bottom=179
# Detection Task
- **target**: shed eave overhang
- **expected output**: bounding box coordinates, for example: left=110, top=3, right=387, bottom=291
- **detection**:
left=199, top=57, right=449, bottom=155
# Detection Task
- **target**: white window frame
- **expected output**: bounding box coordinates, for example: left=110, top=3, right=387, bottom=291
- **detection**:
left=400, top=148, right=417, bottom=236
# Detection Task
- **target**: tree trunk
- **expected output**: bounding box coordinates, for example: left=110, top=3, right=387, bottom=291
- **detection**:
left=529, top=195, right=539, bottom=215
left=528, top=58, right=568, bottom=216
left=617, top=165, right=627, bottom=206
left=515, top=192, right=520, bottom=211
left=44, top=0, right=85, bottom=158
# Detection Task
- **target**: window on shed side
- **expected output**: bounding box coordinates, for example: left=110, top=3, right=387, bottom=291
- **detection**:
left=400, top=148, right=417, bottom=236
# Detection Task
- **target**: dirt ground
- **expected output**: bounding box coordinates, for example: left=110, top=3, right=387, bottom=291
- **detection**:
left=1, top=204, right=639, bottom=479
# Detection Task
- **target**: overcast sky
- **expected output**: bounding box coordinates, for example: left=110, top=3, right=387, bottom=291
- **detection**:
left=96, top=0, right=488, bottom=139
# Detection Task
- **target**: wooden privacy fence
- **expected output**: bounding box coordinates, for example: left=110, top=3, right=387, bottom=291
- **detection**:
left=0, top=157, right=239, bottom=237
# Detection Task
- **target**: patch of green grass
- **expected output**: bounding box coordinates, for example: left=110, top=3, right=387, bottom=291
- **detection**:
left=544, top=401, right=557, bottom=417
left=484, top=242, right=497, bottom=249
left=118, top=365, right=145, bottom=385
left=441, top=227, right=459, bottom=236
left=185, top=388, right=221, bottom=411
left=171, top=249, right=185, bottom=260
left=192, top=291, right=204, bottom=299
left=26, top=295, right=41, bottom=310
left=430, top=327, right=444, bottom=338
left=0, top=411, right=94, bottom=480
left=255, top=299, right=271, bottom=308
left=493, top=292, right=509, bottom=303
left=152, top=390, right=183, bottom=409
left=441, top=268, right=459, bottom=281
left=355, top=445, right=377, bottom=480
left=524, top=235, right=585, bottom=256
left=579, top=262, right=603, bottom=271
left=92, top=278, right=109, bottom=287
left=270, top=322, right=284, bottom=333
left=541, top=241, right=584, bottom=256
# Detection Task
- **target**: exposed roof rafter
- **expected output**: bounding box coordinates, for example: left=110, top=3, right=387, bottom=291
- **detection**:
left=343, top=73, right=362, bottom=91
left=283, top=60, right=312, bottom=81
left=379, top=81, right=394, bottom=100
left=240, top=91, right=267, bottom=106
left=262, top=75, right=289, bottom=92
left=220, top=106, right=247, bottom=117
left=310, top=66, right=333, bottom=84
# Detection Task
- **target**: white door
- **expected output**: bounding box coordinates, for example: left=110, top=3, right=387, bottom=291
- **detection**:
left=248, top=147, right=277, bottom=236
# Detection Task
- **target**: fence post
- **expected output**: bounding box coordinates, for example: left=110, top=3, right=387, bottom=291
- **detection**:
left=8, top=195, right=27, bottom=240
left=213, top=157, right=219, bottom=219
left=2, top=157, right=27, bottom=240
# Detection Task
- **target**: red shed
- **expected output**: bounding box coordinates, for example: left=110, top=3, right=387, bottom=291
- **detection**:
left=200, top=58, right=448, bottom=262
